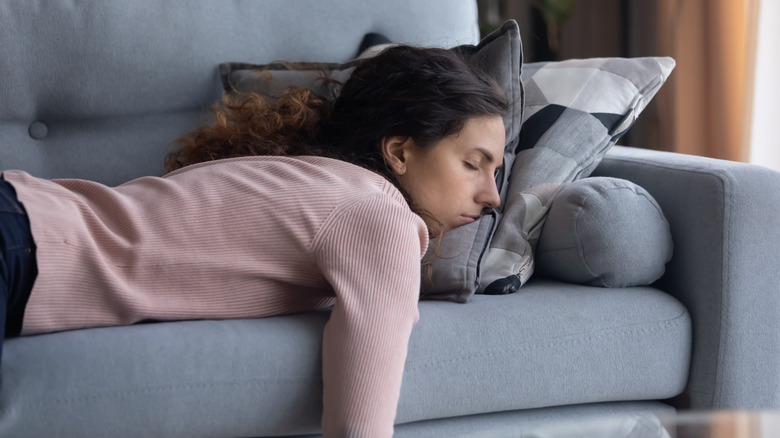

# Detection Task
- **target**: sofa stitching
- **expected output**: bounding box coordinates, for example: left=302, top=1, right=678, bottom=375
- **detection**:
left=713, top=167, right=734, bottom=409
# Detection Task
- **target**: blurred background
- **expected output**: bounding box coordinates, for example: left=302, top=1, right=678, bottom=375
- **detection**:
left=477, top=0, right=780, bottom=171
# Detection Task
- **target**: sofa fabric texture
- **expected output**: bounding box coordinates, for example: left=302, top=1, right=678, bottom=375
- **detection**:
left=2, top=0, right=780, bottom=437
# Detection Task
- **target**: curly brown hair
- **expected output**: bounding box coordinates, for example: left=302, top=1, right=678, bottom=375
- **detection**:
left=164, top=87, right=329, bottom=172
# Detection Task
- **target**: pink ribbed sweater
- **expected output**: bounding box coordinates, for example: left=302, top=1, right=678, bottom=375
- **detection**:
left=3, top=155, right=429, bottom=437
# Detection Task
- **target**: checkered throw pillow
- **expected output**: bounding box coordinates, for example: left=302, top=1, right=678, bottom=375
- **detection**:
left=479, top=57, right=676, bottom=295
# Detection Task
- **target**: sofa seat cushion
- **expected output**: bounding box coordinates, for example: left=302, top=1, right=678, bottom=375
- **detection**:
left=0, top=280, right=690, bottom=438
left=398, top=279, right=691, bottom=423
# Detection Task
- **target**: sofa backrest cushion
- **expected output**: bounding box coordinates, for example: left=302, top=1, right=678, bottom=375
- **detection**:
left=0, top=0, right=479, bottom=185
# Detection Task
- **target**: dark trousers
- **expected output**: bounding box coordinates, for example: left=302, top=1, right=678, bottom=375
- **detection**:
left=0, top=178, right=37, bottom=366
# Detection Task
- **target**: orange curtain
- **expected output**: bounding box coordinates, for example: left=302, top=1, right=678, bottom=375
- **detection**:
left=655, top=0, right=760, bottom=161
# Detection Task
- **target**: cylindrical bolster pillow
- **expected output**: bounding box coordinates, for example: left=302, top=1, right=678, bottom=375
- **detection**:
left=535, top=177, right=673, bottom=288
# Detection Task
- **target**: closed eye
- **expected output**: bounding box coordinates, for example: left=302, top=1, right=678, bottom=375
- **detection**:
left=464, top=161, right=479, bottom=171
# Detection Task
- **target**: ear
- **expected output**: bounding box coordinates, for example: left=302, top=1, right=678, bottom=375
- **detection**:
left=381, top=136, right=413, bottom=176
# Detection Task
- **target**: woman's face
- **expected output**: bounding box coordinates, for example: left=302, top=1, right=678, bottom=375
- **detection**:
left=393, top=115, right=506, bottom=234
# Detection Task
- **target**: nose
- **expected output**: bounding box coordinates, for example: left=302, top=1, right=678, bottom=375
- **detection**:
left=479, top=178, right=501, bottom=209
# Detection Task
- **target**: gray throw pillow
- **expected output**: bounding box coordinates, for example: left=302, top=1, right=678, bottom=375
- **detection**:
left=479, top=56, right=676, bottom=295
left=535, top=177, right=673, bottom=287
left=218, top=20, right=525, bottom=303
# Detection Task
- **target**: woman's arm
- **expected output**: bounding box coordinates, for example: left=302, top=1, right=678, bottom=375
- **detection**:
left=313, top=193, right=428, bottom=438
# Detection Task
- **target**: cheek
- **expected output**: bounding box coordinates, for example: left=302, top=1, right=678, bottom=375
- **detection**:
left=402, top=154, right=465, bottom=212
left=425, top=172, right=466, bottom=212
left=402, top=170, right=444, bottom=211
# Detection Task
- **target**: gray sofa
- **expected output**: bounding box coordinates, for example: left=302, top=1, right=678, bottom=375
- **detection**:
left=2, top=1, right=779, bottom=437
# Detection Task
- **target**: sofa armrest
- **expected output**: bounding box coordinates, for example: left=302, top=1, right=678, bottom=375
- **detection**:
left=593, top=145, right=780, bottom=410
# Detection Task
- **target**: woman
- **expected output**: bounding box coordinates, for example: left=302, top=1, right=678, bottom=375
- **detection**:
left=1, top=45, right=507, bottom=437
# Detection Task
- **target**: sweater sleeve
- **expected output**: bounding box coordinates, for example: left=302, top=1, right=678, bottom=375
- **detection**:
left=312, top=193, right=428, bottom=438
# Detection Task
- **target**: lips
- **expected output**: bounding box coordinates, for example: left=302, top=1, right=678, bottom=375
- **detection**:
left=461, top=215, right=480, bottom=224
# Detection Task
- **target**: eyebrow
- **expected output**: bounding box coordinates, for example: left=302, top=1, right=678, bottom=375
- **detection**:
left=474, top=147, right=496, bottom=163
